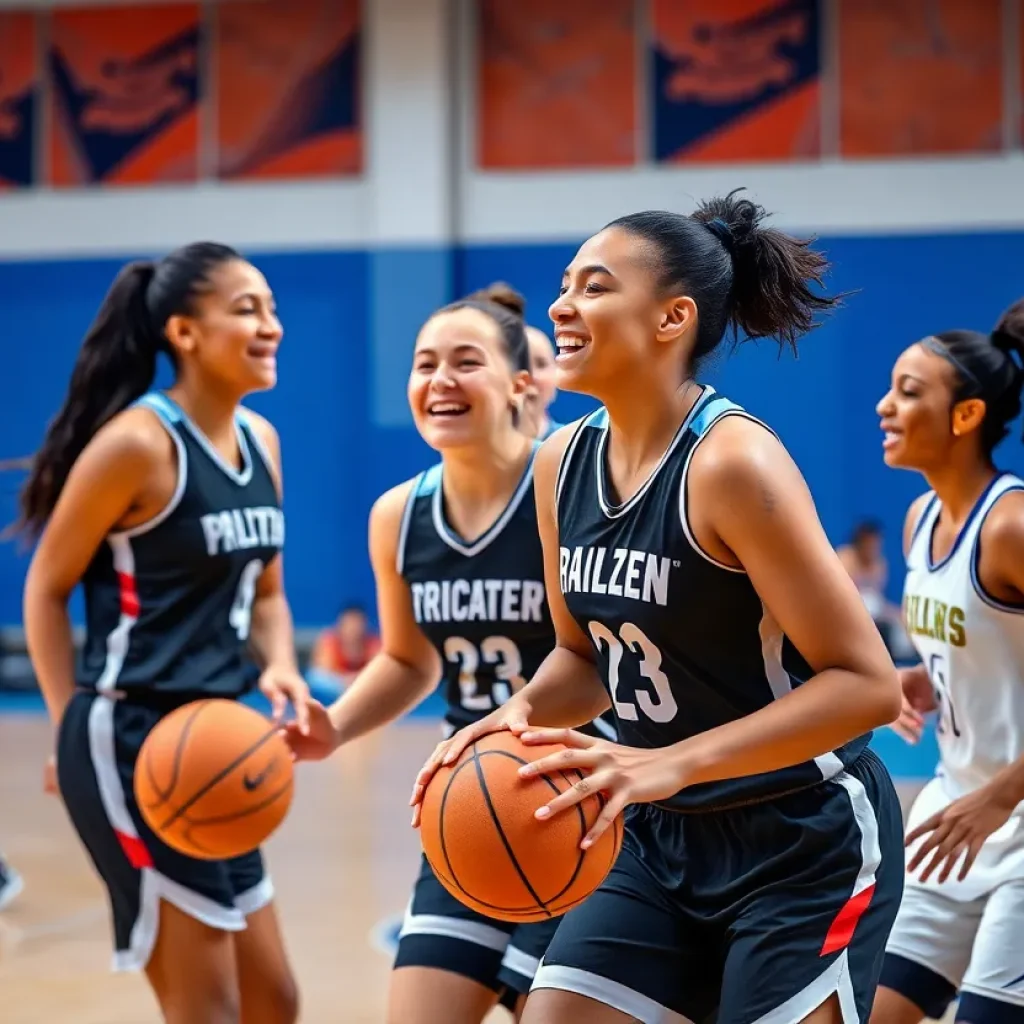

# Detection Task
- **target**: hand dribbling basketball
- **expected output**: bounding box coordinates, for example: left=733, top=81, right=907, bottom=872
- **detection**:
left=258, top=663, right=311, bottom=734
left=410, top=694, right=533, bottom=827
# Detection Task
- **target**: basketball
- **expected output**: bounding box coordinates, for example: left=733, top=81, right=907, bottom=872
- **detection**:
left=418, top=729, right=623, bottom=923
left=134, top=699, right=294, bottom=861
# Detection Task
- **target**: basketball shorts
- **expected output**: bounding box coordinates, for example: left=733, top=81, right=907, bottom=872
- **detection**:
left=881, top=776, right=1024, bottom=1019
left=56, top=690, right=274, bottom=972
left=395, top=854, right=559, bottom=1002
left=532, top=748, right=905, bottom=1024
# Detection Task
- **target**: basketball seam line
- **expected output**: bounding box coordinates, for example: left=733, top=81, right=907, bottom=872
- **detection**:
left=471, top=743, right=552, bottom=918
left=145, top=701, right=207, bottom=811
left=157, top=724, right=281, bottom=830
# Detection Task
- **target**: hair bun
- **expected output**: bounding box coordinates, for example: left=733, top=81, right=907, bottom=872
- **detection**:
left=466, top=281, right=526, bottom=319
left=993, top=298, right=1024, bottom=360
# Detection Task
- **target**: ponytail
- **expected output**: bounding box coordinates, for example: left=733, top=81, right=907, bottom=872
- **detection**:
left=607, top=188, right=841, bottom=371
left=16, top=241, right=241, bottom=538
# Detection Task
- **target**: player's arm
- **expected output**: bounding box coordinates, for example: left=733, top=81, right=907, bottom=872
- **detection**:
left=243, top=413, right=298, bottom=673
left=970, top=493, right=1024, bottom=807
left=23, top=413, right=168, bottom=730
left=507, top=427, right=612, bottom=727
left=668, top=418, right=900, bottom=788
left=242, top=412, right=311, bottom=728
left=287, top=481, right=442, bottom=760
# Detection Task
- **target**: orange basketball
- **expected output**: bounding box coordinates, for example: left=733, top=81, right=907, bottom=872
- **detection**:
left=419, top=729, right=622, bottom=923
left=134, top=698, right=294, bottom=861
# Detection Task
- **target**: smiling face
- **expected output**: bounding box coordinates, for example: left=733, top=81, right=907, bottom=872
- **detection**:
left=408, top=307, right=529, bottom=452
left=164, top=259, right=282, bottom=395
left=547, top=227, right=696, bottom=400
left=876, top=342, right=986, bottom=471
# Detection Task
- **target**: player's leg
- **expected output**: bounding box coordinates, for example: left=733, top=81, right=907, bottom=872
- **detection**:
left=718, top=749, right=906, bottom=1024
left=230, top=853, right=299, bottom=1024
left=525, top=808, right=719, bottom=1024
left=56, top=693, right=250, bottom=1022
left=387, top=855, right=514, bottom=1024
left=871, top=884, right=980, bottom=1024
left=955, top=879, right=1024, bottom=1023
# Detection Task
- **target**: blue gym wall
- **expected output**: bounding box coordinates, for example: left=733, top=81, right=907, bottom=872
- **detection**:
left=3, top=229, right=1024, bottom=628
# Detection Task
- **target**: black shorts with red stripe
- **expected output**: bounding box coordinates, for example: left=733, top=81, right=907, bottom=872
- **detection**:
left=57, top=690, right=273, bottom=972
left=530, top=748, right=905, bottom=1024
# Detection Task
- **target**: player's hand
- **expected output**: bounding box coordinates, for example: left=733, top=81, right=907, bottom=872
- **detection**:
left=282, top=699, right=337, bottom=762
left=258, top=664, right=311, bottom=734
left=517, top=728, right=683, bottom=849
left=43, top=754, right=58, bottom=796
left=409, top=696, right=533, bottom=828
left=890, top=665, right=937, bottom=744
left=906, top=784, right=1016, bottom=883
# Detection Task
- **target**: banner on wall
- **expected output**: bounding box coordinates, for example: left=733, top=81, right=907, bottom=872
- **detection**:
left=651, top=0, right=821, bottom=163
left=215, top=0, right=361, bottom=180
left=49, top=4, right=200, bottom=186
left=839, top=0, right=1003, bottom=157
left=476, top=0, right=637, bottom=170
left=0, top=12, right=37, bottom=189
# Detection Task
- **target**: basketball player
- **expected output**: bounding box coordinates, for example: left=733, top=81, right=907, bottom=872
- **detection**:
left=413, top=192, right=906, bottom=1024
left=19, top=243, right=306, bottom=1024
left=286, top=287, right=613, bottom=1023
left=871, top=303, right=1024, bottom=1024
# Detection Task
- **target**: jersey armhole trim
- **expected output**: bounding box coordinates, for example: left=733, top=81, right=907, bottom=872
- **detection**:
left=906, top=493, right=938, bottom=558
left=970, top=482, right=1024, bottom=615
left=110, top=397, right=189, bottom=540
left=677, top=409, right=780, bottom=574
left=395, top=473, right=424, bottom=577
left=554, top=416, right=592, bottom=515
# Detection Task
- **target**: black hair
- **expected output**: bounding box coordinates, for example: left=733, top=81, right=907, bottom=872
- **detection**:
left=851, top=519, right=883, bottom=544
left=17, top=241, right=242, bottom=538
left=605, top=188, right=840, bottom=370
left=440, top=281, right=531, bottom=374
left=922, top=298, right=1024, bottom=455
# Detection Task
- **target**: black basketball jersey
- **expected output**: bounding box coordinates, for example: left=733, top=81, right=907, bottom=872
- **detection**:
left=399, top=446, right=615, bottom=740
left=556, top=387, right=869, bottom=811
left=78, top=392, right=284, bottom=699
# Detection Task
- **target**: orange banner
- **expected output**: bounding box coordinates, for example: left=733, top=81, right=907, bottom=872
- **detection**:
left=477, top=0, right=637, bottom=170
left=49, top=5, right=200, bottom=186
left=0, top=12, right=38, bottom=188
left=215, top=0, right=361, bottom=180
left=840, top=0, right=1003, bottom=157
left=651, top=0, right=821, bottom=163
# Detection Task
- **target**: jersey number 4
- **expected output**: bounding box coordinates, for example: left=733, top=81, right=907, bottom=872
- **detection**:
left=229, top=559, right=264, bottom=641
left=444, top=636, right=526, bottom=712
left=588, top=621, right=679, bottom=723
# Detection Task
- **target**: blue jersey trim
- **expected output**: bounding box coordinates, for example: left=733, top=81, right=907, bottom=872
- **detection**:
left=135, top=391, right=183, bottom=425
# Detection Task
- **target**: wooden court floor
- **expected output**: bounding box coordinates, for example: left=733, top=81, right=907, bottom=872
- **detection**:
left=0, top=712, right=928, bottom=1024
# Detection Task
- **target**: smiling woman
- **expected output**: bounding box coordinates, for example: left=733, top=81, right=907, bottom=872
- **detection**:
left=18, top=242, right=308, bottom=1024
left=872, top=300, right=1024, bottom=1024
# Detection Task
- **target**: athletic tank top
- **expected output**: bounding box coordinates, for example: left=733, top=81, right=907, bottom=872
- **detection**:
left=903, top=473, right=1024, bottom=804
left=556, top=387, right=869, bottom=811
left=399, top=445, right=615, bottom=740
left=78, top=392, right=284, bottom=699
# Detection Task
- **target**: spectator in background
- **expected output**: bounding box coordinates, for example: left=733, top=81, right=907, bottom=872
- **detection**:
left=524, top=325, right=561, bottom=439
left=838, top=519, right=901, bottom=652
left=310, top=603, right=381, bottom=684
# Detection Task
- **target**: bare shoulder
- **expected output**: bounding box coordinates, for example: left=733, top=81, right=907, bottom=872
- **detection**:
left=689, top=414, right=806, bottom=511
left=980, top=488, right=1024, bottom=559
left=370, top=476, right=418, bottom=535
left=535, top=417, right=586, bottom=492
left=83, top=404, right=175, bottom=473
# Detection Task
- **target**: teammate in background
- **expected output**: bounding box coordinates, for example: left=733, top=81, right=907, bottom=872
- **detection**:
left=468, top=283, right=562, bottom=440
left=414, top=191, right=904, bottom=1024
left=19, top=244, right=307, bottom=1024
left=0, top=851, right=23, bottom=910
left=872, top=302, right=1024, bottom=1024
left=286, top=286, right=613, bottom=1022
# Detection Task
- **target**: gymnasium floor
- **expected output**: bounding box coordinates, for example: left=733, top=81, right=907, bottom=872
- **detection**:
left=0, top=698, right=937, bottom=1024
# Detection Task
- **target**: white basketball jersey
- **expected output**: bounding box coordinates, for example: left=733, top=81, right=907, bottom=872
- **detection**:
left=903, top=473, right=1024, bottom=805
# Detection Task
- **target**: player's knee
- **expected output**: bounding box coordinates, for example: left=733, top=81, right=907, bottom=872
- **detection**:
left=261, top=973, right=300, bottom=1024
left=159, top=974, right=241, bottom=1024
